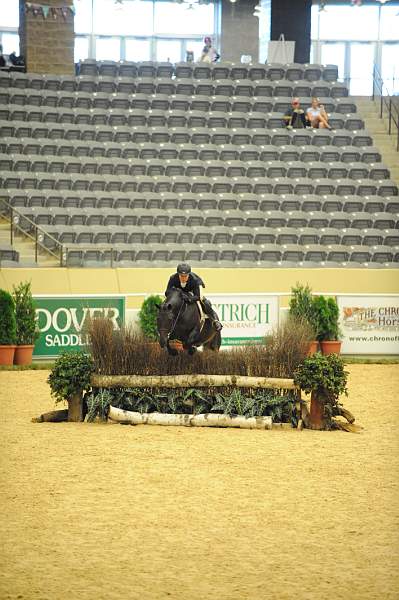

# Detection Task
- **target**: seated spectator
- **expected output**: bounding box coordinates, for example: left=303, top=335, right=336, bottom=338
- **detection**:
left=0, top=45, right=6, bottom=68
left=283, top=98, right=307, bottom=129
left=306, top=97, right=332, bottom=129
left=9, top=51, right=25, bottom=67
left=200, top=37, right=220, bottom=63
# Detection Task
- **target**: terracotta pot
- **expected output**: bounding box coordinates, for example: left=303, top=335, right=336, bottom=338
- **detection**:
left=307, top=341, right=319, bottom=356
left=0, top=345, right=16, bottom=366
left=320, top=340, right=342, bottom=355
left=14, top=344, right=35, bottom=366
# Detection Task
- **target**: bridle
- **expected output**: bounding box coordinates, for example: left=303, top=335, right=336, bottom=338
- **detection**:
left=167, top=297, right=186, bottom=340
left=159, top=291, right=186, bottom=341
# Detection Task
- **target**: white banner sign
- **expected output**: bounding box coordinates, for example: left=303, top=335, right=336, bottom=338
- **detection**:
left=207, top=295, right=279, bottom=346
left=337, top=296, right=399, bottom=354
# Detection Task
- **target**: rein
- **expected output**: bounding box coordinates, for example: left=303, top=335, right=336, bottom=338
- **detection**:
left=167, top=298, right=186, bottom=340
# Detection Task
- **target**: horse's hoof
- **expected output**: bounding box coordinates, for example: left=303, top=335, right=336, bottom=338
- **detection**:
left=188, top=347, right=197, bottom=355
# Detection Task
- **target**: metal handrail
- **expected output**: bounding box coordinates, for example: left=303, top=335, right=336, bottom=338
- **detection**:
left=372, top=63, right=399, bottom=151
left=0, top=198, right=63, bottom=266
left=0, top=198, right=119, bottom=267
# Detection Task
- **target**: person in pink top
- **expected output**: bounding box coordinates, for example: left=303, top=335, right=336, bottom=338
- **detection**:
left=200, top=37, right=220, bottom=63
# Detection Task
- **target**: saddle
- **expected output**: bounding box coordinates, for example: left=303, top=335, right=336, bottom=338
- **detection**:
left=196, top=300, right=207, bottom=332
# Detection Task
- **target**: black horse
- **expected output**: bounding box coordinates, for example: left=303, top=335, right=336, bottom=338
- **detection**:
left=157, top=287, right=221, bottom=356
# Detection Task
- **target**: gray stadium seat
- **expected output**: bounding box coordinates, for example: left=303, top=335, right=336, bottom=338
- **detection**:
left=118, top=61, right=138, bottom=78
left=267, top=63, right=286, bottom=80
left=249, top=64, right=268, bottom=81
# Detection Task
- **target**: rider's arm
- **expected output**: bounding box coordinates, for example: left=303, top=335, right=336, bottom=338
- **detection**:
left=188, top=283, right=201, bottom=302
left=165, top=275, right=175, bottom=296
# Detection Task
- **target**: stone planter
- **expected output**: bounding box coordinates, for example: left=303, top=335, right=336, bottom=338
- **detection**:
left=0, top=345, right=16, bottom=366
left=14, top=344, right=35, bottom=366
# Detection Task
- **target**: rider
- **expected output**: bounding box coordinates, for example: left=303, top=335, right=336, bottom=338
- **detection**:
left=165, top=263, right=223, bottom=331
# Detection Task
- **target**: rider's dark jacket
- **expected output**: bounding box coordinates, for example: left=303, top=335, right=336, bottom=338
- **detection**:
left=165, top=273, right=203, bottom=302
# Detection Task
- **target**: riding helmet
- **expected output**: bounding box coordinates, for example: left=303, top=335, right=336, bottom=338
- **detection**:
left=177, top=263, right=191, bottom=275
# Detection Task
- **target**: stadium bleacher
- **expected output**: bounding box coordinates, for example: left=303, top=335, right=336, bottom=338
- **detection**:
left=0, top=60, right=398, bottom=268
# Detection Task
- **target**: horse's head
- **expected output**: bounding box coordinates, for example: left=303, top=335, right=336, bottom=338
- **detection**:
left=164, top=287, right=184, bottom=312
left=156, top=288, right=184, bottom=348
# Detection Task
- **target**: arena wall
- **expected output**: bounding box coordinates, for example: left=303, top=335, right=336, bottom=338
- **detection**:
left=0, top=267, right=398, bottom=310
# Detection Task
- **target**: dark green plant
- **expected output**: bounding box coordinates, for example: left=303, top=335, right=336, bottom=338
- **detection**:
left=86, top=388, right=113, bottom=422
left=12, top=281, right=40, bottom=345
left=138, top=295, right=163, bottom=341
left=47, top=351, right=95, bottom=404
left=0, top=289, right=16, bottom=345
left=102, top=386, right=297, bottom=424
left=294, top=353, right=349, bottom=428
left=312, top=296, right=341, bottom=341
left=294, top=353, right=348, bottom=398
left=289, top=282, right=317, bottom=337
left=211, top=388, right=297, bottom=424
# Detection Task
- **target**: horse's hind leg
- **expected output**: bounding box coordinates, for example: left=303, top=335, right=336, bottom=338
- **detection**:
left=210, top=331, right=221, bottom=351
left=203, top=332, right=221, bottom=352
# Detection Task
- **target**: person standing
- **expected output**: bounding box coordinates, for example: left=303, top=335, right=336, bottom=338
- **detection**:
left=200, top=37, right=220, bottom=63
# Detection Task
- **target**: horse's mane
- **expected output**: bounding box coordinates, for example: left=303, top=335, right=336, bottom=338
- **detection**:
left=167, top=286, right=183, bottom=296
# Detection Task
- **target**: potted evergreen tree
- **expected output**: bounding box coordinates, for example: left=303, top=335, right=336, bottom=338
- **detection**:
left=289, top=283, right=318, bottom=355
left=312, top=295, right=342, bottom=355
left=12, top=281, right=40, bottom=365
left=294, top=353, right=349, bottom=430
left=138, top=295, right=163, bottom=342
left=0, top=289, right=17, bottom=365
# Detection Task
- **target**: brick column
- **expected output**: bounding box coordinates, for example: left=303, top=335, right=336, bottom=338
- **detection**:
left=19, top=0, right=74, bottom=75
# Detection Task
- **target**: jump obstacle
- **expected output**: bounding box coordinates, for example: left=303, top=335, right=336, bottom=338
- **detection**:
left=36, top=374, right=357, bottom=431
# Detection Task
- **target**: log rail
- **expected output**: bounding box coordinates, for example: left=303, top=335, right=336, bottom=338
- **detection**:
left=91, top=374, right=299, bottom=390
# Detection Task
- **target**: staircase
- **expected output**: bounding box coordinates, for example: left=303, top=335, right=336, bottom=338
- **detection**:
left=355, top=96, right=399, bottom=184
left=0, top=217, right=60, bottom=267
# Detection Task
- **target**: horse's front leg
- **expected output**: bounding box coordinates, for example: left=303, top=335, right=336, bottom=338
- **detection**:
left=184, top=326, right=201, bottom=352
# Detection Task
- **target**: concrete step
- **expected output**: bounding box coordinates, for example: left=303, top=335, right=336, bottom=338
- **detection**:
left=0, top=219, right=59, bottom=267
left=370, top=132, right=397, bottom=145
left=382, top=153, right=399, bottom=162
left=364, top=119, right=389, bottom=131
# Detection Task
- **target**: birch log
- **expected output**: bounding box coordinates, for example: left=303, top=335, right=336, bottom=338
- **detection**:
left=108, top=406, right=272, bottom=430
left=92, top=374, right=297, bottom=390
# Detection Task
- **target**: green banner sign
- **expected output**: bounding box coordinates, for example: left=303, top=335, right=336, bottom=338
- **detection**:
left=33, top=296, right=125, bottom=357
